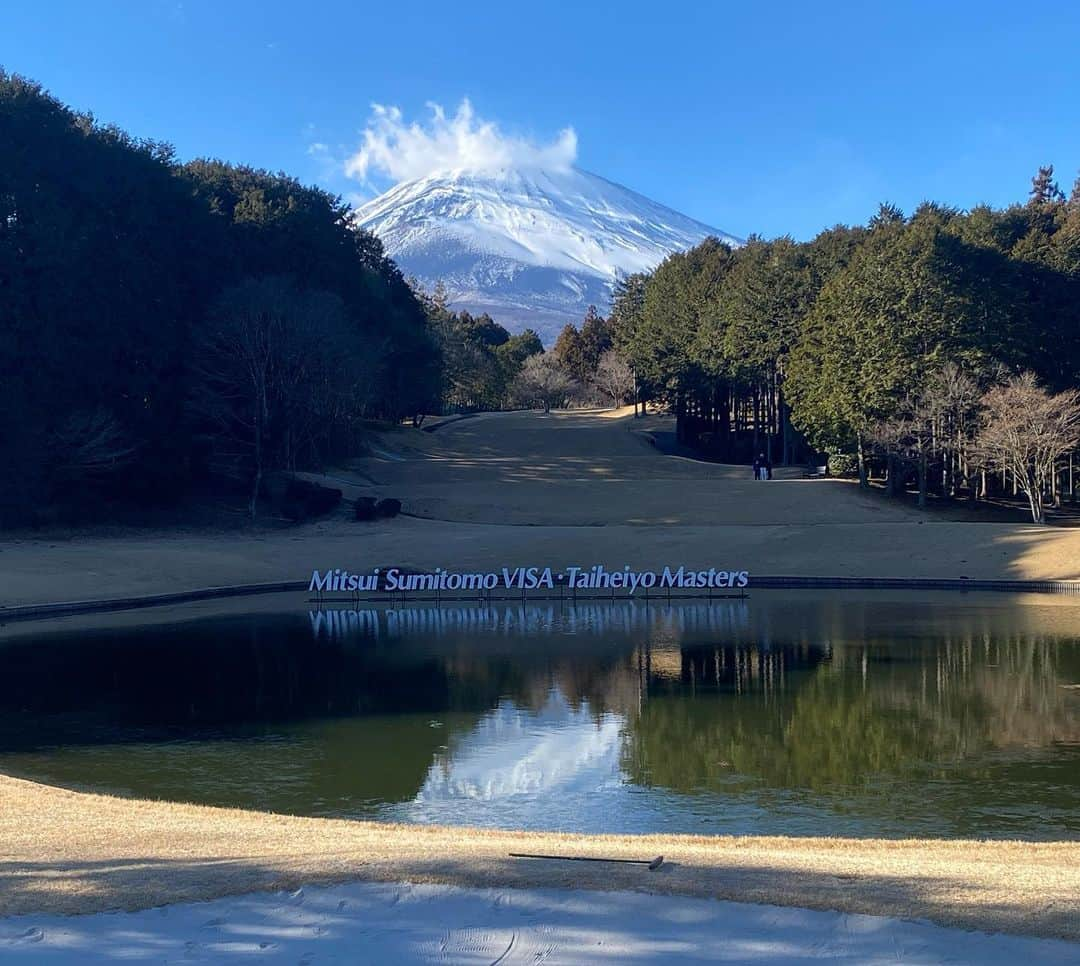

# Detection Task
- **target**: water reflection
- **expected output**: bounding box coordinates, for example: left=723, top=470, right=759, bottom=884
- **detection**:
left=413, top=691, right=622, bottom=810
left=0, top=595, right=1077, bottom=839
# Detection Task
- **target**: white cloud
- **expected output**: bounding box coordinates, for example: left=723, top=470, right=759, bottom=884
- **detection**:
left=344, top=99, right=577, bottom=184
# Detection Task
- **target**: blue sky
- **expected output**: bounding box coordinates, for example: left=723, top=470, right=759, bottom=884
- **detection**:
left=6, top=1, right=1080, bottom=240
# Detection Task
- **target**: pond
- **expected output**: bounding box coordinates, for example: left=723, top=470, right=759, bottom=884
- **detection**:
left=1, top=593, right=1078, bottom=840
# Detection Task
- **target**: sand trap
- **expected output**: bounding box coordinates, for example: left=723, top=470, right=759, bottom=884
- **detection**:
left=2, top=880, right=1077, bottom=964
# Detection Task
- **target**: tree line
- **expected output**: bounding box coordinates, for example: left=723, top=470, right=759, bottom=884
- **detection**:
left=511, top=306, right=635, bottom=413
left=419, top=282, right=544, bottom=412
left=1, top=71, right=440, bottom=523
left=424, top=292, right=636, bottom=415
left=608, top=166, right=1080, bottom=520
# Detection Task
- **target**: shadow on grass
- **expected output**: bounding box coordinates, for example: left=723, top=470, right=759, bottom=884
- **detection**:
left=5, top=871, right=1077, bottom=964
left=1, top=852, right=1077, bottom=944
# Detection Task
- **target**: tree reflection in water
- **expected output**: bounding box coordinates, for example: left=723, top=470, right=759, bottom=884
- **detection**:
left=0, top=595, right=1077, bottom=838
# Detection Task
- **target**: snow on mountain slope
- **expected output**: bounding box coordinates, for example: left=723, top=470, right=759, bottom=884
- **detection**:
left=354, top=165, right=741, bottom=341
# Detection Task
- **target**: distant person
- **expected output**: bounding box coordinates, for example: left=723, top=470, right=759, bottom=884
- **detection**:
left=765, top=455, right=773, bottom=480
left=752, top=455, right=762, bottom=480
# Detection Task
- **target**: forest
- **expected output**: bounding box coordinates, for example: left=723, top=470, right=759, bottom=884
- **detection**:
left=601, top=168, right=1080, bottom=522
left=0, top=72, right=449, bottom=525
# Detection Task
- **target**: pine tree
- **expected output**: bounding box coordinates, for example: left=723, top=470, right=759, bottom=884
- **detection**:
left=552, top=323, right=588, bottom=383
left=578, top=306, right=613, bottom=374
left=609, top=273, right=648, bottom=355
left=1029, top=165, right=1065, bottom=206
left=869, top=202, right=905, bottom=229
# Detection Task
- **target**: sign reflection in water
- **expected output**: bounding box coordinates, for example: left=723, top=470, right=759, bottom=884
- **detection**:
left=0, top=594, right=1077, bottom=839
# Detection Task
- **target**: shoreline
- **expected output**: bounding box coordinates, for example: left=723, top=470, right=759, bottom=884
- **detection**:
left=1, top=774, right=1078, bottom=942
left=4, top=572, right=1080, bottom=624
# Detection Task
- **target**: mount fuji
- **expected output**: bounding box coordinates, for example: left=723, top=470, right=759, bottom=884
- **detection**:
left=354, top=166, right=741, bottom=341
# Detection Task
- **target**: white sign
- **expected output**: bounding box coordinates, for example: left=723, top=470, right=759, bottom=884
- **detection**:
left=309, top=565, right=749, bottom=595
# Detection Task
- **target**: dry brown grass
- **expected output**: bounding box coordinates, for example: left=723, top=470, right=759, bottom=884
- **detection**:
left=2, top=774, right=1077, bottom=941
left=6, top=410, right=1080, bottom=611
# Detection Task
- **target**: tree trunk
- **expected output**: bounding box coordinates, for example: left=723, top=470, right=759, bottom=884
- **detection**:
left=918, top=451, right=928, bottom=508
left=249, top=423, right=262, bottom=521
left=1028, top=492, right=1045, bottom=524
left=1025, top=471, right=1045, bottom=524
left=856, top=434, right=868, bottom=488
left=752, top=386, right=760, bottom=455
left=249, top=465, right=261, bottom=520
left=719, top=381, right=731, bottom=460
left=780, top=391, right=791, bottom=465
left=249, top=379, right=267, bottom=520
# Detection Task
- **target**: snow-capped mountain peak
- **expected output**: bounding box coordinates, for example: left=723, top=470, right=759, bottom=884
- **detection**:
left=354, top=165, right=741, bottom=340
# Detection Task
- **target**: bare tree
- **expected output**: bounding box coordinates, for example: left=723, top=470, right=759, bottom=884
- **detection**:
left=191, top=277, right=364, bottom=517
left=869, top=412, right=912, bottom=498
left=592, top=350, right=635, bottom=408
left=868, top=405, right=933, bottom=506
left=870, top=364, right=986, bottom=506
left=920, top=363, right=981, bottom=496
left=975, top=372, right=1080, bottom=523
left=515, top=353, right=575, bottom=413
left=50, top=407, right=136, bottom=484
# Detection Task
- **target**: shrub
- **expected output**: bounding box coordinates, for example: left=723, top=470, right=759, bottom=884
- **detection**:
left=827, top=452, right=859, bottom=478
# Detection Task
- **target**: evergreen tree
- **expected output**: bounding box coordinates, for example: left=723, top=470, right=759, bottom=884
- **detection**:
left=552, top=322, right=589, bottom=383
left=1029, top=165, right=1065, bottom=206
left=578, top=305, right=613, bottom=373
left=786, top=204, right=1022, bottom=466
left=495, top=330, right=542, bottom=370
left=869, top=202, right=905, bottom=228
left=609, top=273, right=649, bottom=351
left=630, top=237, right=736, bottom=405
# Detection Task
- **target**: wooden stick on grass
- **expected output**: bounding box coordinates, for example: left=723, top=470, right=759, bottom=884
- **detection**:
left=509, top=852, right=664, bottom=870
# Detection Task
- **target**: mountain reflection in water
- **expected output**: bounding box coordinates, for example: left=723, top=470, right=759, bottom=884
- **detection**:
left=0, top=594, right=1077, bottom=839
left=408, top=691, right=624, bottom=814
